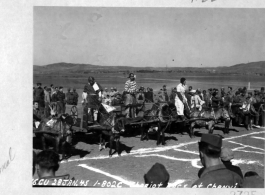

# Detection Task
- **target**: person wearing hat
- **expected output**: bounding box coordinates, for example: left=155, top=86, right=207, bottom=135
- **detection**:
left=44, top=88, right=52, bottom=118
left=145, top=87, right=154, bottom=103
left=65, top=88, right=71, bottom=105
left=34, top=83, right=45, bottom=113
left=124, top=73, right=137, bottom=118
left=56, top=86, right=66, bottom=114
left=83, top=76, right=103, bottom=124
left=242, top=171, right=264, bottom=188
left=192, top=134, right=243, bottom=188
left=162, top=85, right=169, bottom=102
left=72, top=88, right=79, bottom=106
left=102, top=88, right=109, bottom=100
left=198, top=147, right=243, bottom=179
left=144, top=163, right=170, bottom=188
left=175, top=78, right=188, bottom=120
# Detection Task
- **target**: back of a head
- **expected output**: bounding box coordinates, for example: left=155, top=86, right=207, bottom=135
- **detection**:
left=144, top=163, right=170, bottom=188
left=36, top=150, right=60, bottom=174
left=199, top=134, right=222, bottom=158
left=244, top=171, right=259, bottom=178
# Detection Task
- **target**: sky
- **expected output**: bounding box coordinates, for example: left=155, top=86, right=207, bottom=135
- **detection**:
left=34, top=7, right=265, bottom=67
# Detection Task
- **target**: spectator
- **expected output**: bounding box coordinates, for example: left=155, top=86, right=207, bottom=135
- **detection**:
left=65, top=88, right=71, bottom=104
left=73, top=88, right=79, bottom=105
left=50, top=84, right=55, bottom=95
left=35, top=150, right=71, bottom=186
left=57, top=86, right=66, bottom=114
left=44, top=88, right=52, bottom=118
left=144, top=163, right=170, bottom=188
left=242, top=171, right=264, bottom=188
left=199, top=148, right=243, bottom=179
left=162, top=85, right=169, bottom=102
left=170, top=87, right=177, bottom=104
left=33, top=101, right=42, bottom=130
left=34, top=83, right=45, bottom=113
left=145, top=87, right=154, bottom=103
left=191, top=134, right=243, bottom=188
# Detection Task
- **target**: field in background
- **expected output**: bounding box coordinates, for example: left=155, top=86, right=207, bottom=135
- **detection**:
left=34, top=72, right=265, bottom=104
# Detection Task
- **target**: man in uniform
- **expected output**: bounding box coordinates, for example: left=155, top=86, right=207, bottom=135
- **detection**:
left=124, top=73, right=137, bottom=118
left=65, top=88, right=71, bottom=104
left=33, top=101, right=42, bottom=131
left=83, top=76, right=103, bottom=124
left=192, top=134, right=243, bottom=188
left=57, top=86, right=66, bottom=114
left=162, top=85, right=169, bottom=102
left=34, top=83, right=45, bottom=114
left=44, top=88, right=52, bottom=118
left=73, top=88, right=79, bottom=106
left=175, top=78, right=188, bottom=120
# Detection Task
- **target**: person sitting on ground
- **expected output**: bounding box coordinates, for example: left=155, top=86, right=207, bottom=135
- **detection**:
left=198, top=147, right=243, bottom=179
left=34, top=150, right=72, bottom=186
left=144, top=163, right=170, bottom=188
left=242, top=171, right=264, bottom=188
left=191, top=134, right=243, bottom=188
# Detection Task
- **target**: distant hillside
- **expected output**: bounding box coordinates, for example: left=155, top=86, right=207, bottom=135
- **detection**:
left=33, top=61, right=265, bottom=76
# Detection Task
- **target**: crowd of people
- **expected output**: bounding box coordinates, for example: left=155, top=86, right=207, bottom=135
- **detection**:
left=33, top=74, right=264, bottom=188
left=33, top=134, right=264, bottom=188
left=33, top=83, right=79, bottom=118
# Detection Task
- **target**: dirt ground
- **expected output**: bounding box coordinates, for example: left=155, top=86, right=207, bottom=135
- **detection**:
left=33, top=121, right=265, bottom=188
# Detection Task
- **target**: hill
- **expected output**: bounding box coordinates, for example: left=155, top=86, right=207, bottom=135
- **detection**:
left=33, top=61, right=265, bottom=76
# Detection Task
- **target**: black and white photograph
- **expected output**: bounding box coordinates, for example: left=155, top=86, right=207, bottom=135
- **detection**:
left=0, top=0, right=265, bottom=194
left=32, top=6, right=265, bottom=188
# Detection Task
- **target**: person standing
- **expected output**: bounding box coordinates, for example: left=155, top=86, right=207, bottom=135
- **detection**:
left=124, top=73, right=137, bottom=118
left=73, top=88, right=79, bottom=106
left=83, top=76, right=103, bottom=123
left=192, top=134, right=243, bottom=188
left=57, top=87, right=66, bottom=114
left=175, top=78, right=188, bottom=120
left=65, top=88, right=71, bottom=104
left=162, top=85, right=169, bottom=102
left=34, top=83, right=45, bottom=114
left=44, top=88, right=52, bottom=118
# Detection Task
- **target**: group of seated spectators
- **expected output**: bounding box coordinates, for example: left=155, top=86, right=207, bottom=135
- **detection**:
left=33, top=134, right=264, bottom=188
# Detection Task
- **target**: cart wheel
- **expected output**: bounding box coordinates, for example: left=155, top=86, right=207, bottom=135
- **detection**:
left=70, top=105, right=78, bottom=125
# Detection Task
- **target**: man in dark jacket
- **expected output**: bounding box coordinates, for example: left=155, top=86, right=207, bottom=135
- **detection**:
left=211, top=91, right=221, bottom=107
left=34, top=83, right=45, bottom=113
left=73, top=88, right=79, bottom=105
left=57, top=87, right=66, bottom=114
left=192, top=134, right=243, bottom=188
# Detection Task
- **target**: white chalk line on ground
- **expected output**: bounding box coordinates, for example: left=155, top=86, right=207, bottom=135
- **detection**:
left=228, top=141, right=265, bottom=151
left=78, top=164, right=187, bottom=187
left=251, top=136, right=265, bottom=141
left=61, top=131, right=265, bottom=164
left=134, top=154, right=264, bottom=168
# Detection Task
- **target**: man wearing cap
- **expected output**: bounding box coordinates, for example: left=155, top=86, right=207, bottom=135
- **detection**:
left=242, top=171, right=264, bottom=188
left=191, top=134, right=243, bottom=188
left=124, top=73, right=137, bottom=118
left=83, top=76, right=103, bottom=123
left=73, top=88, right=79, bottom=106
left=44, top=88, right=52, bottom=117
left=144, top=163, right=170, bottom=188
left=175, top=78, right=188, bottom=120
left=34, top=83, right=45, bottom=113
left=162, top=85, right=169, bottom=102
left=198, top=147, right=243, bottom=179
left=57, top=87, right=66, bottom=114
left=65, top=88, right=71, bottom=104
